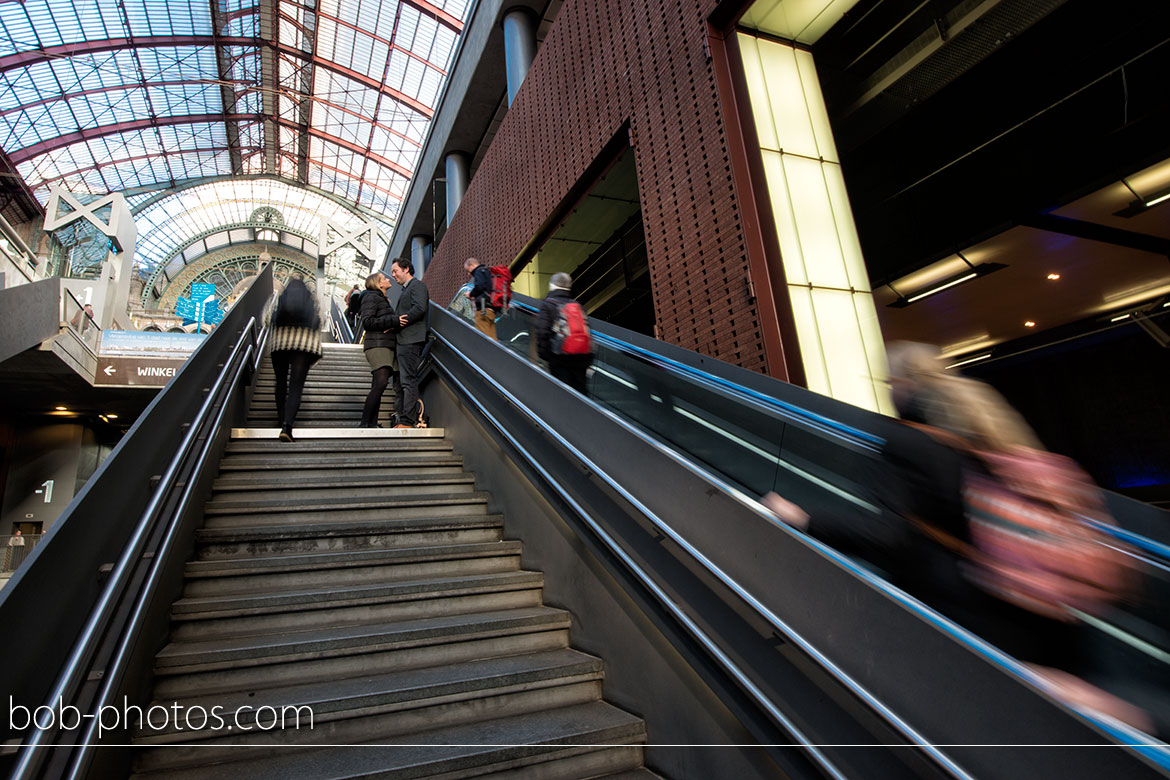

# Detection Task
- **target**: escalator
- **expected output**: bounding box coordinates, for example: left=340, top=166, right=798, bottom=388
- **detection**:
left=1, top=270, right=1168, bottom=779
left=424, top=293, right=1170, bottom=778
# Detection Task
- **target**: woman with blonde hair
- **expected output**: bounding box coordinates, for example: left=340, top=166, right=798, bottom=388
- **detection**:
left=883, top=340, right=1042, bottom=451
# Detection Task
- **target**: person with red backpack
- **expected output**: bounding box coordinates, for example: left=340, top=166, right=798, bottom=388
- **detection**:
left=761, top=342, right=1155, bottom=732
left=463, top=257, right=511, bottom=339
left=534, top=272, right=593, bottom=395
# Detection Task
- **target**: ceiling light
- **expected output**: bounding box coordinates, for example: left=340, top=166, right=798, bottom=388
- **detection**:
left=106, top=413, right=118, bottom=419
left=1046, top=273, right=1061, bottom=281
left=887, top=262, right=1007, bottom=308
left=945, top=353, right=992, bottom=370
left=1024, top=321, right=1036, bottom=328
left=1111, top=314, right=1132, bottom=322
left=55, top=406, right=67, bottom=411
left=1115, top=184, right=1170, bottom=217
left=906, top=273, right=976, bottom=303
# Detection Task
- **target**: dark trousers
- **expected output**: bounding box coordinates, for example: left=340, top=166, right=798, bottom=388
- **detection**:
left=272, top=350, right=314, bottom=428
left=550, top=362, right=589, bottom=396
left=396, top=342, right=423, bottom=425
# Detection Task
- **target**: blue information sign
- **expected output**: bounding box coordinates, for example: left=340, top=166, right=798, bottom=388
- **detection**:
left=176, top=284, right=224, bottom=330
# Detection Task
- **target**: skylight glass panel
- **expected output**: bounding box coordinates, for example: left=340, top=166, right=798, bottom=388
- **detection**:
left=125, top=0, right=212, bottom=37
left=0, top=6, right=41, bottom=53
left=147, top=83, right=221, bottom=116
left=0, top=0, right=469, bottom=227
left=225, top=10, right=259, bottom=37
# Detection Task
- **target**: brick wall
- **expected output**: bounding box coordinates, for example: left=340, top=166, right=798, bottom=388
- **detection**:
left=427, top=0, right=776, bottom=375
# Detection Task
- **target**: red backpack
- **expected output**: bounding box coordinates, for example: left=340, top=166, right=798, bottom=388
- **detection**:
left=552, top=301, right=593, bottom=356
left=488, top=266, right=513, bottom=310
left=960, top=447, right=1139, bottom=621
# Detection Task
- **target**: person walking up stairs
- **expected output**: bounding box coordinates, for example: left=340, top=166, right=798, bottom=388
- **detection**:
left=129, top=343, right=659, bottom=780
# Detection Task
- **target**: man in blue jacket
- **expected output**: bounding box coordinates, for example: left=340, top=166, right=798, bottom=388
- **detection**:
left=390, top=257, right=429, bottom=428
left=463, top=257, right=499, bottom=339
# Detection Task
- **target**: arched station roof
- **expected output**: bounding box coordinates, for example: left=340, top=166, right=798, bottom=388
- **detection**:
left=0, top=0, right=468, bottom=229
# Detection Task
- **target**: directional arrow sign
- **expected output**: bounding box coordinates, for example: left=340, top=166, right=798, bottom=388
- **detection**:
left=95, top=357, right=186, bottom=387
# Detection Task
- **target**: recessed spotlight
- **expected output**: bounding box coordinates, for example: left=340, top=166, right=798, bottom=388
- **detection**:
left=1046, top=273, right=1061, bottom=281
left=55, top=406, right=67, bottom=411
left=1024, top=321, right=1036, bottom=328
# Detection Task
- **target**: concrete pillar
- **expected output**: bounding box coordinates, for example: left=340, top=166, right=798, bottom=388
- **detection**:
left=502, top=7, right=538, bottom=106
left=410, top=235, right=432, bottom=278
left=445, top=152, right=470, bottom=227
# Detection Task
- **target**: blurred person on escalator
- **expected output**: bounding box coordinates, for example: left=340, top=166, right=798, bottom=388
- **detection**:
left=534, top=273, right=594, bottom=396
left=762, top=341, right=1154, bottom=732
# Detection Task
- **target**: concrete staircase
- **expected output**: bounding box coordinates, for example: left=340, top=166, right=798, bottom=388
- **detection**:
left=249, top=342, right=395, bottom=428
left=131, top=344, right=655, bottom=779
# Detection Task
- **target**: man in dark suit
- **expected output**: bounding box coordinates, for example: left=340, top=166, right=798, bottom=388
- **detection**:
left=389, top=257, right=429, bottom=428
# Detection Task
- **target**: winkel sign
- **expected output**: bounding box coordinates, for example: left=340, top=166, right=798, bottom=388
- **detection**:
left=94, top=356, right=187, bottom=387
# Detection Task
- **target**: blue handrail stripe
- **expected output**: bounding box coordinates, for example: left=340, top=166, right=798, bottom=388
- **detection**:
left=511, top=300, right=883, bottom=447
left=511, top=301, right=1170, bottom=564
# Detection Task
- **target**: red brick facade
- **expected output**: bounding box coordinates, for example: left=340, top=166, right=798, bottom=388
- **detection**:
left=426, top=0, right=789, bottom=377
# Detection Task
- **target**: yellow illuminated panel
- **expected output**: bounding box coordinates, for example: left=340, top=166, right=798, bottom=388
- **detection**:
left=738, top=31, right=893, bottom=414
left=742, top=0, right=865, bottom=45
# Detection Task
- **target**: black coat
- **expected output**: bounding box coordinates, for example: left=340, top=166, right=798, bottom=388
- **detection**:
left=468, top=265, right=495, bottom=309
left=395, top=277, right=429, bottom=345
left=359, top=289, right=398, bottom=350
left=535, top=288, right=592, bottom=367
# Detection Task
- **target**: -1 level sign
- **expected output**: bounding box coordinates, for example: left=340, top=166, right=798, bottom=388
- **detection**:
left=94, top=356, right=187, bottom=387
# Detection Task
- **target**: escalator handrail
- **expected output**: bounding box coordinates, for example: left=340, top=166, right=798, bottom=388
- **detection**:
left=509, top=300, right=883, bottom=449
left=434, top=305, right=1170, bottom=770
left=430, top=330, right=851, bottom=780
left=330, top=297, right=355, bottom=343
left=9, top=317, right=261, bottom=780
left=431, top=321, right=977, bottom=780
left=509, top=300, right=1170, bottom=565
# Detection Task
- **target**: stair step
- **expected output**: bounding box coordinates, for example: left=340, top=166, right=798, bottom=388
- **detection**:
left=186, top=540, right=521, bottom=583
left=196, top=513, right=504, bottom=549
left=154, top=606, right=572, bottom=675
left=219, top=451, right=454, bottom=470
left=254, top=376, right=375, bottom=386
left=213, top=465, right=465, bottom=489
left=169, top=570, right=545, bottom=640
left=225, top=437, right=450, bottom=453
left=203, top=492, right=489, bottom=517
left=154, top=628, right=570, bottom=704
left=130, top=701, right=645, bottom=779
left=135, top=648, right=603, bottom=746
left=207, top=476, right=477, bottom=507
left=246, top=410, right=386, bottom=421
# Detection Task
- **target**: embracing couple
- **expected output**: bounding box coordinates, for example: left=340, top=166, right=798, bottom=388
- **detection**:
left=357, top=257, right=428, bottom=429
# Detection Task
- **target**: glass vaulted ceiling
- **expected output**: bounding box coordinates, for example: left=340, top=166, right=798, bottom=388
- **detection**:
left=0, top=0, right=467, bottom=241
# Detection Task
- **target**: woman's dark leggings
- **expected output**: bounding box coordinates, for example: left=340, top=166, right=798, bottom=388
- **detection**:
left=272, top=351, right=314, bottom=428
left=362, top=366, right=392, bottom=426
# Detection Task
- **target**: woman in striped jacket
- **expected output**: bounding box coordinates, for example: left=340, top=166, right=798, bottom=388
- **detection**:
left=268, top=277, right=322, bottom=442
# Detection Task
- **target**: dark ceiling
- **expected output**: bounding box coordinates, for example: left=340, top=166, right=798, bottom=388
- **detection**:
left=814, top=0, right=1170, bottom=286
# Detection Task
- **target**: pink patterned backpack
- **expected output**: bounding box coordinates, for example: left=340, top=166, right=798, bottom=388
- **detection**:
left=961, top=447, right=1139, bottom=621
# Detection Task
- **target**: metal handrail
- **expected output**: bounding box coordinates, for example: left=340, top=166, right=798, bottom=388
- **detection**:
left=508, top=299, right=883, bottom=449
left=430, top=326, right=974, bottom=780
left=62, top=289, right=101, bottom=331
left=510, top=299, right=1170, bottom=564
left=63, top=324, right=260, bottom=780
left=330, top=297, right=355, bottom=343
left=9, top=317, right=261, bottom=779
